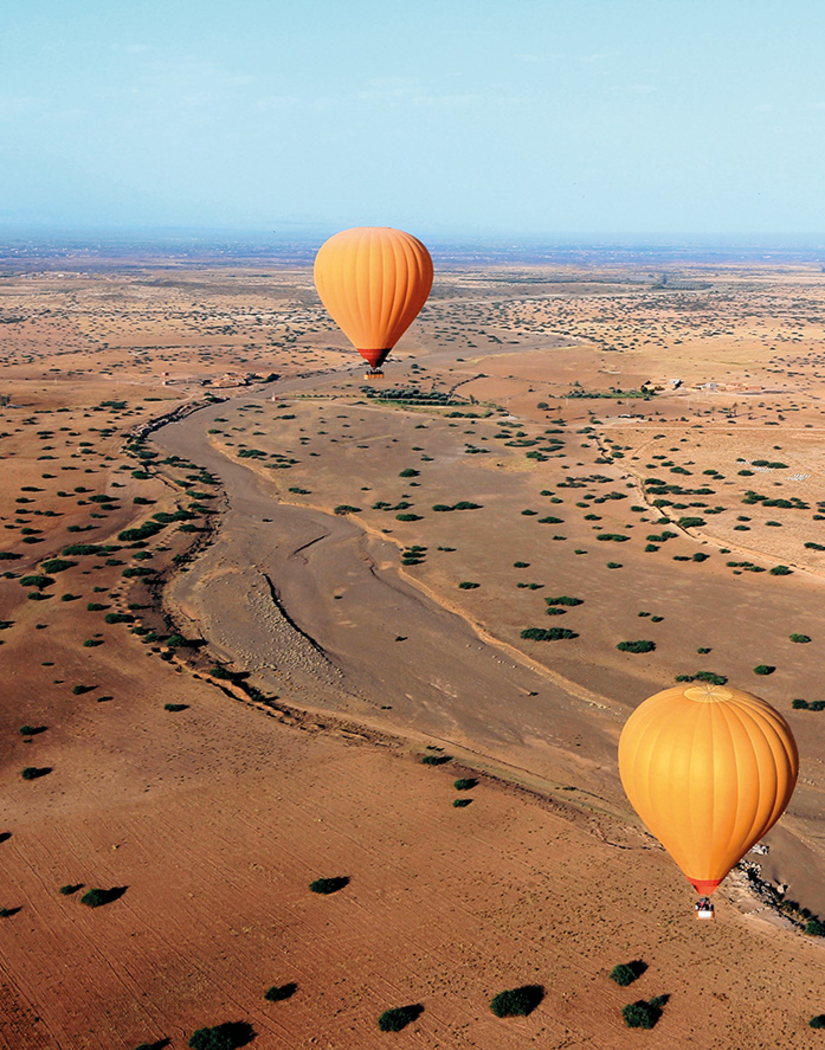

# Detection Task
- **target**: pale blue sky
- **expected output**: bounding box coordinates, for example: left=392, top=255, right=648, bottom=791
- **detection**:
left=3, top=0, right=825, bottom=237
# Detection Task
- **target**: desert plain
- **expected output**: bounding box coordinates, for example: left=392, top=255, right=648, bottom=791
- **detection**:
left=2, top=246, right=825, bottom=1048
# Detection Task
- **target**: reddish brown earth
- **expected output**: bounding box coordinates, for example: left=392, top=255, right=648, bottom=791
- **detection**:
left=2, top=259, right=825, bottom=1048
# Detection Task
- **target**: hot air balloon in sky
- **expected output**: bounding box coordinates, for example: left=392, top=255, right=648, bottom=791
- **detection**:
left=313, top=226, right=433, bottom=376
left=618, top=682, right=798, bottom=899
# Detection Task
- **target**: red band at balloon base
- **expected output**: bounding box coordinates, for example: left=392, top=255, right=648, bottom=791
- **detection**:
left=359, top=348, right=391, bottom=369
left=688, top=876, right=722, bottom=895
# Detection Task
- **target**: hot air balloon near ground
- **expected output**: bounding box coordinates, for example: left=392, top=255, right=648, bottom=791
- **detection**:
left=313, top=227, right=433, bottom=377
left=618, top=682, right=798, bottom=911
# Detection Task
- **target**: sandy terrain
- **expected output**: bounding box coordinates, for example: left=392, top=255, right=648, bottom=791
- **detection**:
left=2, top=255, right=825, bottom=1047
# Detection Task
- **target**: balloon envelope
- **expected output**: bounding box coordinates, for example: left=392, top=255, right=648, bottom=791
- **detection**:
left=618, top=683, right=798, bottom=895
left=313, top=227, right=433, bottom=369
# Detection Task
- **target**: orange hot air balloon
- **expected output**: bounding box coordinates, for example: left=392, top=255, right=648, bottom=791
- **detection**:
left=313, top=227, right=433, bottom=373
left=618, top=683, right=798, bottom=896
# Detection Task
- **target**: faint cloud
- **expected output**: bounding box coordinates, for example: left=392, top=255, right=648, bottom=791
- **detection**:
left=124, top=44, right=150, bottom=54
left=579, top=53, right=608, bottom=63
left=753, top=103, right=777, bottom=113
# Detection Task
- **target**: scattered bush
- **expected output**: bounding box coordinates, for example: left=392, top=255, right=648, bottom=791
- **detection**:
left=21, top=767, right=51, bottom=780
left=40, top=559, right=77, bottom=574
left=454, top=778, right=477, bottom=791
left=454, top=501, right=482, bottom=510
left=521, top=627, right=577, bottom=641
left=399, top=468, right=419, bottom=477
left=309, top=876, right=349, bottom=895
left=807, top=919, right=825, bottom=937
left=81, top=886, right=127, bottom=907
left=19, top=575, right=54, bottom=591
left=753, top=665, right=775, bottom=676
left=610, top=961, right=648, bottom=986
left=264, top=982, right=297, bottom=1002
left=378, top=1004, right=423, bottom=1031
left=334, top=505, right=361, bottom=515
left=188, top=1022, right=255, bottom=1050
left=622, top=996, right=667, bottom=1029
left=458, top=581, right=479, bottom=589
left=769, top=565, right=792, bottom=575
left=790, top=634, right=811, bottom=644
left=421, top=754, right=451, bottom=765
left=545, top=596, right=583, bottom=607
left=810, top=1015, right=825, bottom=1028
left=513, top=561, right=530, bottom=568
left=617, top=640, right=656, bottom=654
left=164, top=703, right=189, bottom=712
left=59, top=883, right=83, bottom=895
left=453, top=798, right=472, bottom=807
left=19, top=725, right=46, bottom=737
left=489, top=985, right=544, bottom=1018
left=396, top=513, right=422, bottom=521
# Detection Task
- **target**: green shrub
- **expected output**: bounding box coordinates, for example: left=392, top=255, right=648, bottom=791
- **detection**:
left=59, top=883, right=83, bottom=895
left=104, top=612, right=134, bottom=624
left=769, top=565, right=792, bottom=575
left=21, top=767, right=50, bottom=780
left=118, top=522, right=163, bottom=542
left=81, top=887, right=125, bottom=908
left=454, top=778, right=477, bottom=791
left=19, top=575, right=54, bottom=591
left=545, top=596, right=583, bottom=606
left=489, top=985, right=544, bottom=1018
left=513, top=561, right=530, bottom=568
left=538, top=515, right=563, bottom=524
left=334, top=505, right=361, bottom=515
left=377, top=1004, right=423, bottom=1031
left=458, top=581, right=479, bottom=589
left=164, top=703, right=189, bottom=712
left=396, top=513, right=422, bottom=521
left=753, top=665, right=775, bottom=675
left=264, top=982, right=297, bottom=1002
left=617, top=640, right=655, bottom=654
left=597, top=534, right=629, bottom=542
left=806, top=919, right=825, bottom=937
left=309, top=876, right=349, bottom=895
left=521, top=627, right=577, bottom=641
left=40, top=559, right=77, bottom=573
left=421, top=754, right=451, bottom=765
left=622, top=997, right=667, bottom=1029
left=790, top=634, right=811, bottom=643
left=610, top=961, right=647, bottom=986
left=454, top=501, right=482, bottom=510
left=399, top=468, right=419, bottom=477
left=432, top=503, right=454, bottom=511
left=188, top=1022, right=255, bottom=1049
left=453, top=798, right=472, bottom=807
